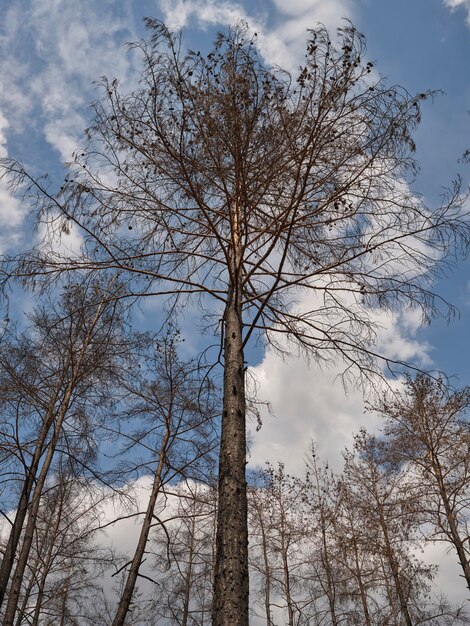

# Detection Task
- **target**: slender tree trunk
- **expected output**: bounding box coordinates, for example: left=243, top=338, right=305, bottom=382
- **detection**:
left=380, top=558, right=399, bottom=625
left=59, top=577, right=69, bottom=626
left=111, top=422, right=171, bottom=626
left=378, top=511, right=413, bottom=626
left=279, top=509, right=294, bottom=626
left=252, top=500, right=273, bottom=626
left=350, top=535, right=372, bottom=626
left=431, top=454, right=470, bottom=593
left=212, top=295, right=248, bottom=626
left=181, top=512, right=196, bottom=626
left=0, top=387, right=63, bottom=608
left=13, top=546, right=43, bottom=626
left=3, top=402, right=71, bottom=625
left=320, top=518, right=339, bottom=626
left=31, top=495, right=64, bottom=626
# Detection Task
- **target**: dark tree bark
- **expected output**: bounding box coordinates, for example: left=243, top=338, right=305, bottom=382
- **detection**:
left=212, top=296, right=248, bottom=626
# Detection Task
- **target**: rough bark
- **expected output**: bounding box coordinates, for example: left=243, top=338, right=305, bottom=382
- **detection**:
left=212, top=299, right=248, bottom=626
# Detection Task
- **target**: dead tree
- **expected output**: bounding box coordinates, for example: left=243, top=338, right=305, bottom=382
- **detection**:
left=150, top=482, right=217, bottom=626
left=342, top=431, right=445, bottom=626
left=0, top=279, right=129, bottom=624
left=248, top=465, right=308, bottom=626
left=13, top=464, right=115, bottom=626
left=111, top=330, right=217, bottom=626
left=376, top=374, right=470, bottom=596
left=1, top=20, right=469, bottom=624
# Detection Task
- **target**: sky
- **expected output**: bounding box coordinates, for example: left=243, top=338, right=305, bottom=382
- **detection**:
left=0, top=0, right=470, bottom=611
left=0, top=0, right=469, bottom=465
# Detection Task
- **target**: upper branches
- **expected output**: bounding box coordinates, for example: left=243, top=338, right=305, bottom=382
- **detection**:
left=1, top=20, right=469, bottom=378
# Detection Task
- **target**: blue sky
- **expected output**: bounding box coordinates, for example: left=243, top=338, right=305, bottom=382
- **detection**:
left=1, top=0, right=470, bottom=608
left=0, top=0, right=469, bottom=459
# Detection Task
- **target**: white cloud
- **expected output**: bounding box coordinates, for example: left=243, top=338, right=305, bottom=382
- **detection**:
left=0, top=1, right=137, bottom=162
left=0, top=110, right=26, bottom=252
left=156, top=0, right=355, bottom=71
left=36, top=215, right=84, bottom=259
left=444, top=0, right=470, bottom=25
left=422, top=541, right=470, bottom=606
left=247, top=350, right=369, bottom=474
left=248, top=296, right=431, bottom=475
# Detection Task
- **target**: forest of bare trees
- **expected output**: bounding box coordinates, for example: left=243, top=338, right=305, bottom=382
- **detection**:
left=0, top=17, right=469, bottom=626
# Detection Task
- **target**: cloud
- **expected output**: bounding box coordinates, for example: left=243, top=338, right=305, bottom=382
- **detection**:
left=0, top=1, right=137, bottom=162
left=156, top=0, right=355, bottom=70
left=443, top=0, right=470, bottom=25
left=248, top=297, right=431, bottom=475
left=0, top=110, right=26, bottom=253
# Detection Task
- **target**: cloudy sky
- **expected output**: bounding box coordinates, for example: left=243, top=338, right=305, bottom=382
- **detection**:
left=2, top=0, right=469, bottom=465
left=0, top=0, right=469, bottom=608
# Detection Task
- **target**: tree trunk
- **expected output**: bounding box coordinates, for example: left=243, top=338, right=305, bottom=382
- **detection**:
left=3, top=402, right=71, bottom=626
left=31, top=493, right=65, bottom=626
left=181, top=512, right=196, bottom=626
left=320, top=518, right=339, bottom=626
left=378, top=510, right=413, bottom=626
left=350, top=535, right=372, bottom=626
left=111, top=422, right=171, bottom=626
left=212, top=298, right=248, bottom=626
left=0, top=388, right=63, bottom=608
left=431, top=454, right=470, bottom=593
left=13, top=546, right=43, bottom=626
left=279, top=508, right=294, bottom=626
left=59, top=577, right=69, bottom=626
left=252, top=499, right=273, bottom=626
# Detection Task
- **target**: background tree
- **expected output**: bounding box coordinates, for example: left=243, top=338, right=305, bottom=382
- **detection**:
left=13, top=463, right=116, bottom=626
left=248, top=464, right=308, bottom=626
left=375, top=374, right=470, bottom=595
left=111, top=329, right=218, bottom=626
left=0, top=279, right=130, bottom=624
left=342, top=431, right=462, bottom=626
left=302, top=450, right=348, bottom=625
left=2, top=19, right=469, bottom=624
left=150, top=482, right=216, bottom=626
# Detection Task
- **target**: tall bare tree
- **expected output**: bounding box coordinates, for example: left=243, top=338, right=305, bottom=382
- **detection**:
left=0, top=279, right=129, bottom=624
left=2, top=20, right=469, bottom=624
